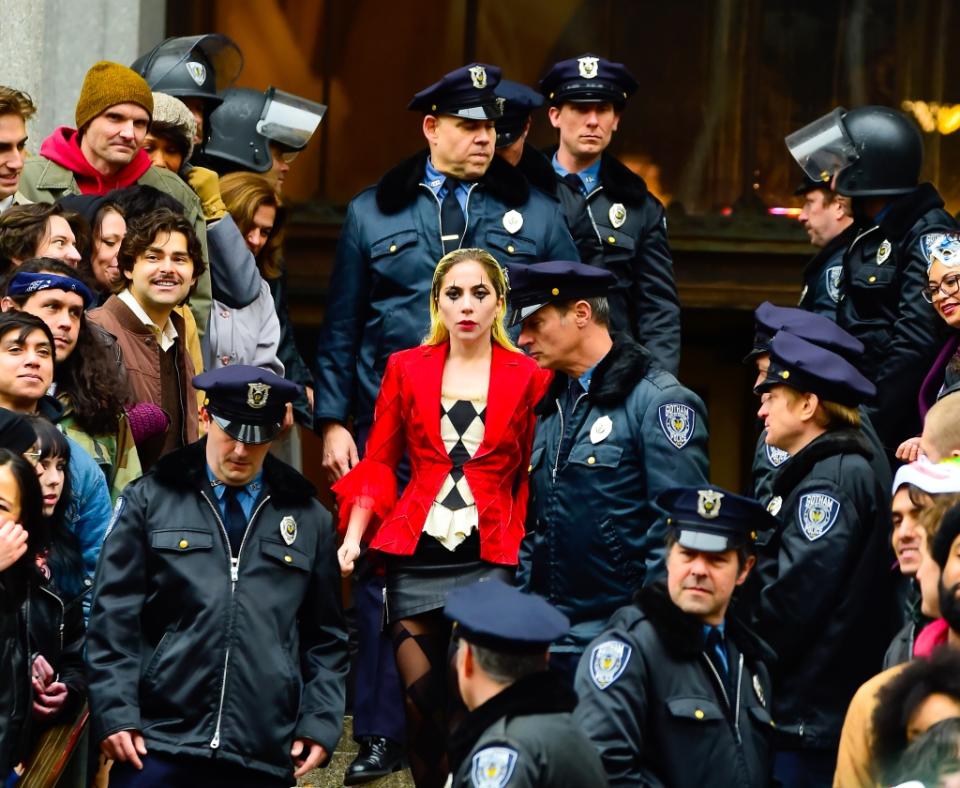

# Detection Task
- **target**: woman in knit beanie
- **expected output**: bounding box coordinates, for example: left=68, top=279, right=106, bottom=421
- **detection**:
left=141, top=92, right=195, bottom=174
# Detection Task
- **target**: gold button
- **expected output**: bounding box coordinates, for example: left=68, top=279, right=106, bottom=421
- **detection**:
left=587, top=456, right=596, bottom=465
left=389, top=244, right=398, bottom=253
left=527, top=464, right=533, bottom=472
left=507, top=244, right=515, bottom=254
left=179, top=539, right=189, bottom=549
left=551, top=287, right=560, bottom=296
left=607, top=236, right=616, bottom=244
left=284, top=555, right=293, bottom=564
left=780, top=370, right=790, bottom=379
left=694, top=709, right=705, bottom=720
left=868, top=275, right=877, bottom=283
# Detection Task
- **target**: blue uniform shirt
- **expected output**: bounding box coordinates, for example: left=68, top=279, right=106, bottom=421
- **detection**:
left=424, top=157, right=471, bottom=211
left=206, top=466, right=264, bottom=523
left=552, top=154, right=601, bottom=195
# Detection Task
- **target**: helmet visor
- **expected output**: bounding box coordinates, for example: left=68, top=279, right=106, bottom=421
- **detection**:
left=140, top=34, right=243, bottom=94
left=785, top=107, right=859, bottom=184
left=256, top=88, right=327, bottom=150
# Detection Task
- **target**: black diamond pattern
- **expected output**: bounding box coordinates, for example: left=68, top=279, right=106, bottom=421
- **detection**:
left=438, top=399, right=485, bottom=511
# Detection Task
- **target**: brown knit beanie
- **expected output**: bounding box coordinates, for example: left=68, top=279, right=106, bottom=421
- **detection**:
left=75, top=61, right=154, bottom=130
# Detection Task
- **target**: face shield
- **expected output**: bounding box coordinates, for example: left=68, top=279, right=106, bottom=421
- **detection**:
left=785, top=107, right=859, bottom=185
left=256, top=88, right=327, bottom=151
left=138, top=34, right=243, bottom=98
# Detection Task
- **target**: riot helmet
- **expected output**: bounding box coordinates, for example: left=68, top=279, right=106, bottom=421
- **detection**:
left=786, top=105, right=922, bottom=198
left=196, top=86, right=327, bottom=175
left=131, top=34, right=243, bottom=110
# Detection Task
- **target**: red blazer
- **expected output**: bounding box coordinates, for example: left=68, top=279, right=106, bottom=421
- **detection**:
left=333, top=342, right=552, bottom=565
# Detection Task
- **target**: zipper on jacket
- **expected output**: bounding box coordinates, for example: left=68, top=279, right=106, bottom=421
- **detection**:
left=203, top=492, right=272, bottom=749
left=850, top=224, right=879, bottom=249
left=38, top=585, right=66, bottom=652
left=584, top=186, right=605, bottom=245
left=700, top=653, right=742, bottom=745
left=552, top=398, right=564, bottom=482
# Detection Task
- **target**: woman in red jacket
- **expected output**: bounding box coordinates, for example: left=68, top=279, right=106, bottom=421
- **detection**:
left=335, top=248, right=550, bottom=787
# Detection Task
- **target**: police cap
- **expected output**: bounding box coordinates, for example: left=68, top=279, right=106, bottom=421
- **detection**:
left=444, top=578, right=569, bottom=654
left=494, top=79, right=544, bottom=148
left=539, top=54, right=638, bottom=106
left=754, top=331, right=876, bottom=407
left=193, top=365, right=301, bottom=445
left=408, top=64, right=504, bottom=120
left=659, top=485, right=778, bottom=552
left=794, top=174, right=833, bottom=196
left=506, top=260, right=616, bottom=326
left=745, top=302, right=864, bottom=364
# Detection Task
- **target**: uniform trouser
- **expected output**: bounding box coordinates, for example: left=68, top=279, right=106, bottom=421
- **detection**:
left=108, top=752, right=289, bottom=788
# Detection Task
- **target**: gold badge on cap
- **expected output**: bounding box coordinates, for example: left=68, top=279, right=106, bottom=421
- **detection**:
left=697, top=489, right=724, bottom=519
left=247, top=382, right=271, bottom=409
left=502, top=210, right=523, bottom=234
left=609, top=203, right=627, bottom=229
left=469, top=65, right=487, bottom=89
left=280, top=516, right=297, bottom=546
left=578, top=56, right=599, bottom=79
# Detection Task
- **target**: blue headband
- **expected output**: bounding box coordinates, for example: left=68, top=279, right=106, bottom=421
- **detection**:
left=7, top=271, right=95, bottom=309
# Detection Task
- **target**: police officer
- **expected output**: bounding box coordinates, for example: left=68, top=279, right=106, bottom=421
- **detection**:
left=445, top=579, right=609, bottom=787
left=786, top=105, right=958, bottom=452
left=573, top=485, right=777, bottom=787
left=131, top=34, right=243, bottom=147
left=754, top=331, right=896, bottom=786
left=85, top=366, right=348, bottom=788
left=512, top=260, right=709, bottom=680
left=539, top=54, right=681, bottom=375
left=494, top=79, right=544, bottom=168
left=747, top=302, right=891, bottom=504
left=795, top=176, right=856, bottom=318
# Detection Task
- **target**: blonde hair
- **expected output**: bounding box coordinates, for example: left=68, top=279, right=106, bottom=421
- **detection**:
left=781, top=387, right=861, bottom=429
left=423, top=248, right=517, bottom=351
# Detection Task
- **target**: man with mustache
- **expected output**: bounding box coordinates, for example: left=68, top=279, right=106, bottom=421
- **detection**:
left=573, top=485, right=777, bottom=787
left=88, top=208, right=204, bottom=470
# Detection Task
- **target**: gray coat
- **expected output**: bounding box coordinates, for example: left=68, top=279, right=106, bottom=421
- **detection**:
left=202, top=279, right=283, bottom=375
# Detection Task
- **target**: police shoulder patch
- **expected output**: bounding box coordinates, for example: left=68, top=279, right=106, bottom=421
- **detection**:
left=825, top=265, right=842, bottom=303
left=766, top=444, right=790, bottom=467
left=471, top=746, right=518, bottom=788
left=797, top=492, right=841, bottom=541
left=590, top=640, right=632, bottom=689
left=658, top=403, right=695, bottom=449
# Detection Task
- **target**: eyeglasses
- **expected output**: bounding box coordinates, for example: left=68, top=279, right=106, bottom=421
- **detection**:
left=923, top=272, right=960, bottom=303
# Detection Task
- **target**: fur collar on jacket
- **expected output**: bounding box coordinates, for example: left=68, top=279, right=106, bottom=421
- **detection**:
left=536, top=334, right=652, bottom=415
left=544, top=147, right=650, bottom=203
left=375, top=149, right=531, bottom=214
left=153, top=438, right=316, bottom=505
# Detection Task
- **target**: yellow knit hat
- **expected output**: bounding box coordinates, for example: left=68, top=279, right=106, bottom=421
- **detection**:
left=75, top=61, right=154, bottom=130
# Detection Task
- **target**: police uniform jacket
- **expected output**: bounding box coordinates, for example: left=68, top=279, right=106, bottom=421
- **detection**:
left=798, top=224, right=857, bottom=319
left=313, top=150, right=578, bottom=432
left=448, top=670, right=609, bottom=788
left=573, top=584, right=775, bottom=788
left=550, top=149, right=681, bottom=376
left=754, top=428, right=895, bottom=750
left=838, top=182, right=957, bottom=450
left=85, top=440, right=349, bottom=782
left=519, top=336, right=709, bottom=652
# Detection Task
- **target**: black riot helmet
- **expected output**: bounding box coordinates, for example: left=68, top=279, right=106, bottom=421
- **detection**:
left=131, top=34, right=243, bottom=111
left=785, top=105, right=923, bottom=198
left=196, top=86, right=327, bottom=175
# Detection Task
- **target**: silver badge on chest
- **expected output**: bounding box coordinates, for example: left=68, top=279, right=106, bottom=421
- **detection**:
left=609, top=203, right=627, bottom=229
left=502, top=209, right=523, bottom=234
left=767, top=496, right=782, bottom=516
left=280, top=515, right=297, bottom=546
left=876, top=239, right=892, bottom=265
left=753, top=674, right=766, bottom=708
left=589, top=415, right=613, bottom=444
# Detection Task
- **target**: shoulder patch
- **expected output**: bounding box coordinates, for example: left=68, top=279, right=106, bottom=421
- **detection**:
left=798, top=493, right=841, bottom=541
left=766, top=444, right=790, bottom=467
left=590, top=639, right=632, bottom=689
left=658, top=403, right=695, bottom=449
left=471, top=746, right=518, bottom=788
left=825, top=265, right=842, bottom=303
left=105, top=495, right=125, bottom=538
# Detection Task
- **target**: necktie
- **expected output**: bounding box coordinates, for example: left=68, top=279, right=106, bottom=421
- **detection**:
left=222, top=486, right=247, bottom=556
left=563, top=173, right=585, bottom=196
left=704, top=627, right=732, bottom=698
left=440, top=177, right=466, bottom=253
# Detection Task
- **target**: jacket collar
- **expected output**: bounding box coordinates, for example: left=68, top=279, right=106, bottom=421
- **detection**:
left=98, top=293, right=186, bottom=338
left=544, top=147, right=650, bottom=203
left=877, top=182, right=945, bottom=241
left=637, top=582, right=774, bottom=663
left=153, top=438, right=317, bottom=504
left=536, top=333, right=652, bottom=415
left=447, top=670, right=577, bottom=775
left=515, top=145, right=560, bottom=198
left=374, top=149, right=530, bottom=214
left=407, top=342, right=535, bottom=458
left=771, top=428, right=873, bottom=496
left=802, top=223, right=857, bottom=282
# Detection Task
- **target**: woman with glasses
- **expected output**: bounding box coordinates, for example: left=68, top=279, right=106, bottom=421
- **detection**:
left=897, top=235, right=960, bottom=461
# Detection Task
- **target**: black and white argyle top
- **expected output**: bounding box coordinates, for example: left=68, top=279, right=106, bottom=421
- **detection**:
left=422, top=394, right=486, bottom=550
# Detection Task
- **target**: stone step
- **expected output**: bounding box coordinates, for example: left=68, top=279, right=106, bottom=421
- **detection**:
left=298, top=717, right=414, bottom=787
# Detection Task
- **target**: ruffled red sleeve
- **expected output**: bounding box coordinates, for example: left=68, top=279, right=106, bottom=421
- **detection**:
left=331, top=352, right=407, bottom=536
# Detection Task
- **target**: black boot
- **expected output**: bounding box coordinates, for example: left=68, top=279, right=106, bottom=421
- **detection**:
left=343, top=736, right=405, bottom=785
